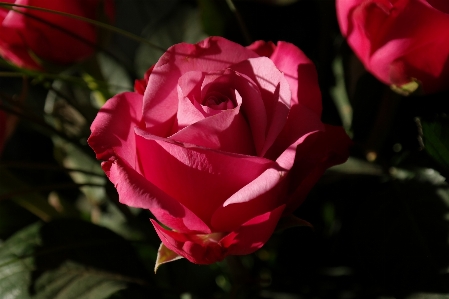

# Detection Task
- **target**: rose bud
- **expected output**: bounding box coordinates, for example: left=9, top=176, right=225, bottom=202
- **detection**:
left=88, top=37, right=351, bottom=269
left=0, top=0, right=114, bottom=70
left=336, top=0, right=449, bottom=94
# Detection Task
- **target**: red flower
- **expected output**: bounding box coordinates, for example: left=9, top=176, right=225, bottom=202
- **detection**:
left=337, top=0, right=449, bottom=94
left=0, top=0, right=114, bottom=70
left=88, top=37, right=351, bottom=266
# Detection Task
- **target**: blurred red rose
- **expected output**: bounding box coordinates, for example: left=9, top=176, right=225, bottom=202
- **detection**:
left=337, top=0, right=449, bottom=94
left=88, top=36, right=351, bottom=266
left=0, top=0, right=114, bottom=70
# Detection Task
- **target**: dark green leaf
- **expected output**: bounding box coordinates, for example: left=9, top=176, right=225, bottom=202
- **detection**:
left=0, top=219, right=154, bottom=299
left=422, top=116, right=449, bottom=172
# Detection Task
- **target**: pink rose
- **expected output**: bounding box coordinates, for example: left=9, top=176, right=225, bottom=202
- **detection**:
left=88, top=37, right=351, bottom=265
left=0, top=0, right=114, bottom=70
left=337, top=0, right=449, bottom=94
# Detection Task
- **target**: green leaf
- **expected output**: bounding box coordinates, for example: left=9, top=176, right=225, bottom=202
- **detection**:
left=421, top=116, right=449, bottom=172
left=0, top=168, right=61, bottom=221
left=0, top=222, right=41, bottom=299
left=0, top=219, right=152, bottom=299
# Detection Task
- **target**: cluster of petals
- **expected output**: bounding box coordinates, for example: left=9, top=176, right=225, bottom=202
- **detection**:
left=89, top=36, right=351, bottom=265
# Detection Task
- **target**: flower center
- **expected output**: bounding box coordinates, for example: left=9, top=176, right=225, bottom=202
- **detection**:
left=202, top=91, right=234, bottom=110
left=205, top=95, right=225, bottom=106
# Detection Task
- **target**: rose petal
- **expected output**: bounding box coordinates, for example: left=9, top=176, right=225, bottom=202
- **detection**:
left=265, top=103, right=324, bottom=163
left=151, top=204, right=285, bottom=264
left=103, top=158, right=211, bottom=234
left=170, top=98, right=256, bottom=155
left=211, top=130, right=318, bottom=232
left=221, top=204, right=285, bottom=255
left=88, top=92, right=142, bottom=167
left=231, top=57, right=290, bottom=156
left=246, top=40, right=276, bottom=57
left=151, top=220, right=226, bottom=264
left=338, top=0, right=449, bottom=93
left=284, top=125, right=352, bottom=214
left=202, top=68, right=268, bottom=155
left=142, top=36, right=258, bottom=137
left=177, top=71, right=209, bottom=129
left=134, top=128, right=275, bottom=226
left=211, top=167, right=288, bottom=232
left=270, top=41, right=322, bottom=115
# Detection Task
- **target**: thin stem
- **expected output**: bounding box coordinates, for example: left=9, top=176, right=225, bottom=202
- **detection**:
left=0, top=100, right=94, bottom=159
left=0, top=161, right=104, bottom=177
left=225, top=0, right=252, bottom=45
left=0, top=182, right=104, bottom=202
left=0, top=2, right=166, bottom=52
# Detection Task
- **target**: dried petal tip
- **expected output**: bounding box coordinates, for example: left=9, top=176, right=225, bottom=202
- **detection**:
left=390, top=79, right=422, bottom=96
left=154, top=243, right=183, bottom=273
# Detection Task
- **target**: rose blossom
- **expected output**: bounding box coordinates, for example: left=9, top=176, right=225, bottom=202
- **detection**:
left=336, top=0, right=449, bottom=94
left=0, top=0, right=114, bottom=70
left=88, top=36, right=351, bottom=266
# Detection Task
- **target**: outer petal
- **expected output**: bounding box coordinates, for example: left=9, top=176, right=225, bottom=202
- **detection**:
left=221, top=204, right=285, bottom=255
left=269, top=41, right=322, bottom=115
left=142, top=36, right=259, bottom=137
left=134, top=129, right=276, bottom=226
left=151, top=204, right=285, bottom=264
left=284, top=125, right=352, bottom=214
left=211, top=131, right=318, bottom=232
left=151, top=220, right=226, bottom=264
left=103, top=158, right=211, bottom=234
left=246, top=40, right=276, bottom=57
left=88, top=92, right=142, bottom=167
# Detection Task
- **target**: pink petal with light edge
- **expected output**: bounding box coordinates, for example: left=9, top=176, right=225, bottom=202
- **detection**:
left=284, top=125, right=352, bottom=214
left=142, top=36, right=258, bottom=137
left=270, top=41, right=322, bottom=115
left=170, top=100, right=256, bottom=155
left=230, top=57, right=290, bottom=156
left=102, top=158, right=211, bottom=234
left=176, top=71, right=209, bottom=129
left=211, top=167, right=288, bottom=232
left=265, top=103, right=324, bottom=163
left=202, top=69, right=268, bottom=156
left=221, top=204, right=285, bottom=256
left=210, top=130, right=318, bottom=232
left=88, top=92, right=142, bottom=168
left=134, top=129, right=276, bottom=227
left=151, top=220, right=226, bottom=264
